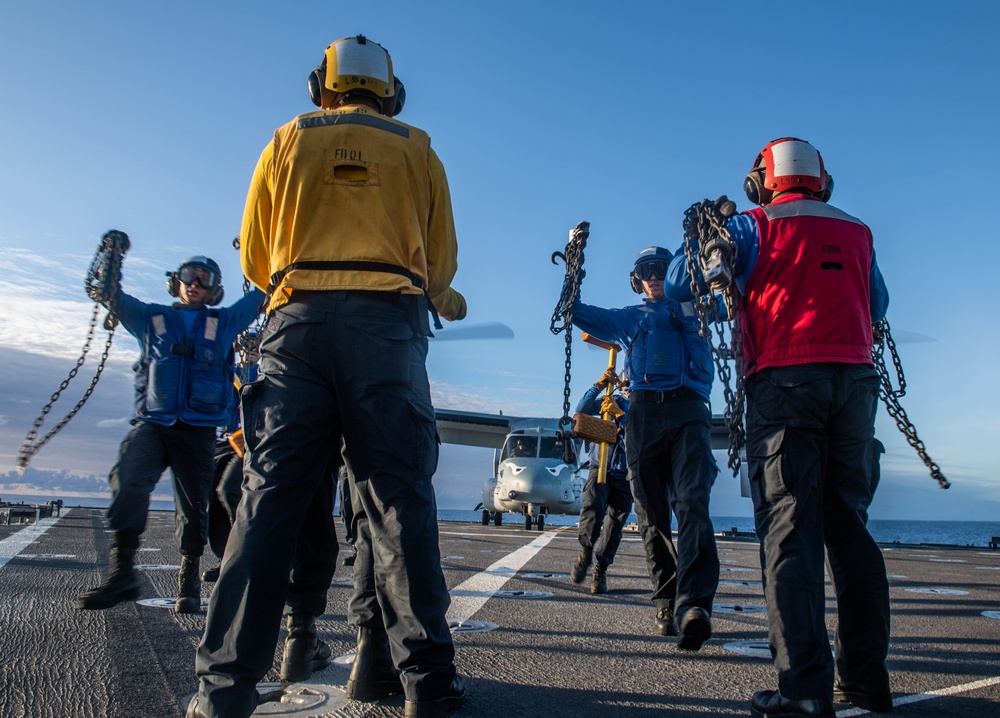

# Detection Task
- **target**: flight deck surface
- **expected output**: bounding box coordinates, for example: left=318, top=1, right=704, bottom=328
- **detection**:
left=2, top=508, right=999, bottom=717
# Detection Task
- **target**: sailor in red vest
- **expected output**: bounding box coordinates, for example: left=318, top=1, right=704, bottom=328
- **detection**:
left=666, top=138, right=892, bottom=717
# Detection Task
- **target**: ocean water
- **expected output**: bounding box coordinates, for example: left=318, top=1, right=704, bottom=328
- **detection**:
left=442, top=509, right=1000, bottom=549
left=7, top=496, right=999, bottom=548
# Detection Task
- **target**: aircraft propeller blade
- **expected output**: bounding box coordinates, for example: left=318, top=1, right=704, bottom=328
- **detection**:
left=430, top=321, right=514, bottom=341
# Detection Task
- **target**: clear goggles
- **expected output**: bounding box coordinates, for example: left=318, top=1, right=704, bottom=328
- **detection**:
left=178, top=265, right=221, bottom=288
left=633, top=259, right=669, bottom=281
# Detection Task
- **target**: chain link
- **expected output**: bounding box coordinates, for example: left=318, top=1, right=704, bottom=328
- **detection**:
left=872, top=319, right=949, bottom=489
left=681, top=198, right=745, bottom=476
left=17, top=232, right=129, bottom=472
left=550, top=221, right=590, bottom=464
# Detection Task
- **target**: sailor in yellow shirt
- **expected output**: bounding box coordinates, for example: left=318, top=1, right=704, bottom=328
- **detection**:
left=190, top=35, right=466, bottom=718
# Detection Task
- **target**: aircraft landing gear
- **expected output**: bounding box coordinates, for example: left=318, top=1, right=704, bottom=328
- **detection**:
left=537, top=514, right=545, bottom=531
left=481, top=509, right=490, bottom=525
left=493, top=512, right=502, bottom=527
left=524, top=514, right=532, bottom=530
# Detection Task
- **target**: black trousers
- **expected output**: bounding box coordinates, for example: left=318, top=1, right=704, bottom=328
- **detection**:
left=107, top=421, right=214, bottom=555
left=746, top=363, right=890, bottom=701
left=208, top=442, right=242, bottom=560
left=194, top=292, right=454, bottom=718
left=577, top=466, right=632, bottom=566
left=626, top=398, right=719, bottom=619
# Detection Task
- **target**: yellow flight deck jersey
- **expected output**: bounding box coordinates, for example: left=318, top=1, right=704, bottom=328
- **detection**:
left=240, top=104, right=466, bottom=321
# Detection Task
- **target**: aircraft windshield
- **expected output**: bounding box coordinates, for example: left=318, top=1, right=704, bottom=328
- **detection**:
left=539, top=437, right=568, bottom=459
left=503, top=436, right=538, bottom=459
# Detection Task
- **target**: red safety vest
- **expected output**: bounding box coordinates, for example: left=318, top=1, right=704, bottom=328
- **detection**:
left=742, top=194, right=875, bottom=376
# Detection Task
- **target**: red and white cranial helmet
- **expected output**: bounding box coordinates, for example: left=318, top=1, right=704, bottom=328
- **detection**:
left=745, top=137, right=833, bottom=205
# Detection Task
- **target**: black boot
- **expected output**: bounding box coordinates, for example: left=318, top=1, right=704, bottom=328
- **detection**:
left=280, top=612, right=333, bottom=682
left=590, top=561, right=608, bottom=594
left=570, top=547, right=592, bottom=584
left=345, top=626, right=403, bottom=702
left=175, top=555, right=202, bottom=613
left=75, top=530, right=141, bottom=610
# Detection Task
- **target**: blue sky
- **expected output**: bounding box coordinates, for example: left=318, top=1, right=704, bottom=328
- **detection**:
left=1, top=1, right=998, bottom=521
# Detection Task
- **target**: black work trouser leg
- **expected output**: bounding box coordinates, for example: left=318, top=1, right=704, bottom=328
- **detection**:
left=286, top=472, right=339, bottom=619
left=577, top=466, right=608, bottom=553
left=626, top=404, right=679, bottom=611
left=166, top=423, right=216, bottom=556
left=593, top=475, right=632, bottom=566
left=668, top=418, right=719, bottom=619
left=747, top=364, right=886, bottom=702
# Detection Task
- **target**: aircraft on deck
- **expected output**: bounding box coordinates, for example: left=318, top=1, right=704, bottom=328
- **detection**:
left=434, top=409, right=584, bottom=530
left=434, top=408, right=740, bottom=530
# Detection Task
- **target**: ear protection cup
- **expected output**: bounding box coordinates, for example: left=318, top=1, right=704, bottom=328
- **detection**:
left=308, top=66, right=324, bottom=108
left=744, top=168, right=769, bottom=206
left=209, top=286, right=224, bottom=306
left=820, top=174, right=834, bottom=203
left=166, top=272, right=180, bottom=297
left=629, top=272, right=643, bottom=294
left=387, top=76, right=405, bottom=117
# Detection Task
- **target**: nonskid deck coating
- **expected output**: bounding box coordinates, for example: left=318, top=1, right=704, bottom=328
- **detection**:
left=1, top=508, right=999, bottom=717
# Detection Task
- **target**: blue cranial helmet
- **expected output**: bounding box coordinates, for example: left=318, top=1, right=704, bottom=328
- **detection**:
left=630, top=246, right=673, bottom=293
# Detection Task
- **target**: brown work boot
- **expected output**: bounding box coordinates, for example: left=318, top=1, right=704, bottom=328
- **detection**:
left=590, top=561, right=608, bottom=594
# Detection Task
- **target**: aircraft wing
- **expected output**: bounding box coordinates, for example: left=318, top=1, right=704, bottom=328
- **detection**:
left=435, top=408, right=731, bottom=452
left=434, top=409, right=539, bottom=450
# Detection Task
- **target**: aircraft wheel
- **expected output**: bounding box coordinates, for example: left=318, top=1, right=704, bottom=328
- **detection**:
left=493, top=512, right=502, bottom=527
left=524, top=514, right=532, bottom=530
left=481, top=510, right=490, bottom=525
left=537, top=515, right=545, bottom=531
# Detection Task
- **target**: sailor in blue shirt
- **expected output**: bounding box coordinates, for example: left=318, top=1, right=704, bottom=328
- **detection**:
left=572, top=246, right=719, bottom=650
left=76, top=255, right=263, bottom=614
left=570, top=374, right=633, bottom=595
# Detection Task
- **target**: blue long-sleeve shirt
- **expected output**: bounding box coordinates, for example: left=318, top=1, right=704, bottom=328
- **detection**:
left=571, top=297, right=714, bottom=400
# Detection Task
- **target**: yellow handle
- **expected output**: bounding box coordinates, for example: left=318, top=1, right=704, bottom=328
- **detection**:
left=597, top=345, right=618, bottom=485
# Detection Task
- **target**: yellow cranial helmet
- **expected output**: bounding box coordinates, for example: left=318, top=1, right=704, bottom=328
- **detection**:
left=322, top=35, right=395, bottom=100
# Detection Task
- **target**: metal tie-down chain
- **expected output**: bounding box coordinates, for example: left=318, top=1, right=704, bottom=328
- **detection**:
left=550, top=221, right=590, bottom=464
left=681, top=198, right=745, bottom=476
left=16, top=231, right=130, bottom=472
left=872, top=319, right=949, bottom=489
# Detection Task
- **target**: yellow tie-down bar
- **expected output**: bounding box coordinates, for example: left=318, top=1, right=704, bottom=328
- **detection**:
left=580, top=332, right=623, bottom=484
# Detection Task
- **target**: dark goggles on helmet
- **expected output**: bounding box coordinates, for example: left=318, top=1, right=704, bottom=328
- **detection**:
left=178, top=265, right=220, bottom=288
left=633, top=260, right=669, bottom=281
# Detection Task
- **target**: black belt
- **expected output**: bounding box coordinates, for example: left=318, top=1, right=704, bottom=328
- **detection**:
left=630, top=387, right=702, bottom=404
left=266, top=260, right=442, bottom=329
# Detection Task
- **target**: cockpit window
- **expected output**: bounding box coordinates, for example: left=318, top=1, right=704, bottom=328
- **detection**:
left=503, top=436, right=537, bottom=459
left=539, top=437, right=567, bottom=459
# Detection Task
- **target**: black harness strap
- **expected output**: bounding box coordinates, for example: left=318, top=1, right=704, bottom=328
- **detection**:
left=267, top=260, right=442, bottom=329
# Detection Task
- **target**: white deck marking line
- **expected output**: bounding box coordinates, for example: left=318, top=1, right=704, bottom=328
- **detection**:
left=0, top=509, right=70, bottom=570
left=835, top=674, right=1000, bottom=716
left=447, top=530, right=559, bottom=623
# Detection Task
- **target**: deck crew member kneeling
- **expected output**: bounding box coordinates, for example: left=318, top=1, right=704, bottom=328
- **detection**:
left=189, top=34, right=467, bottom=718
